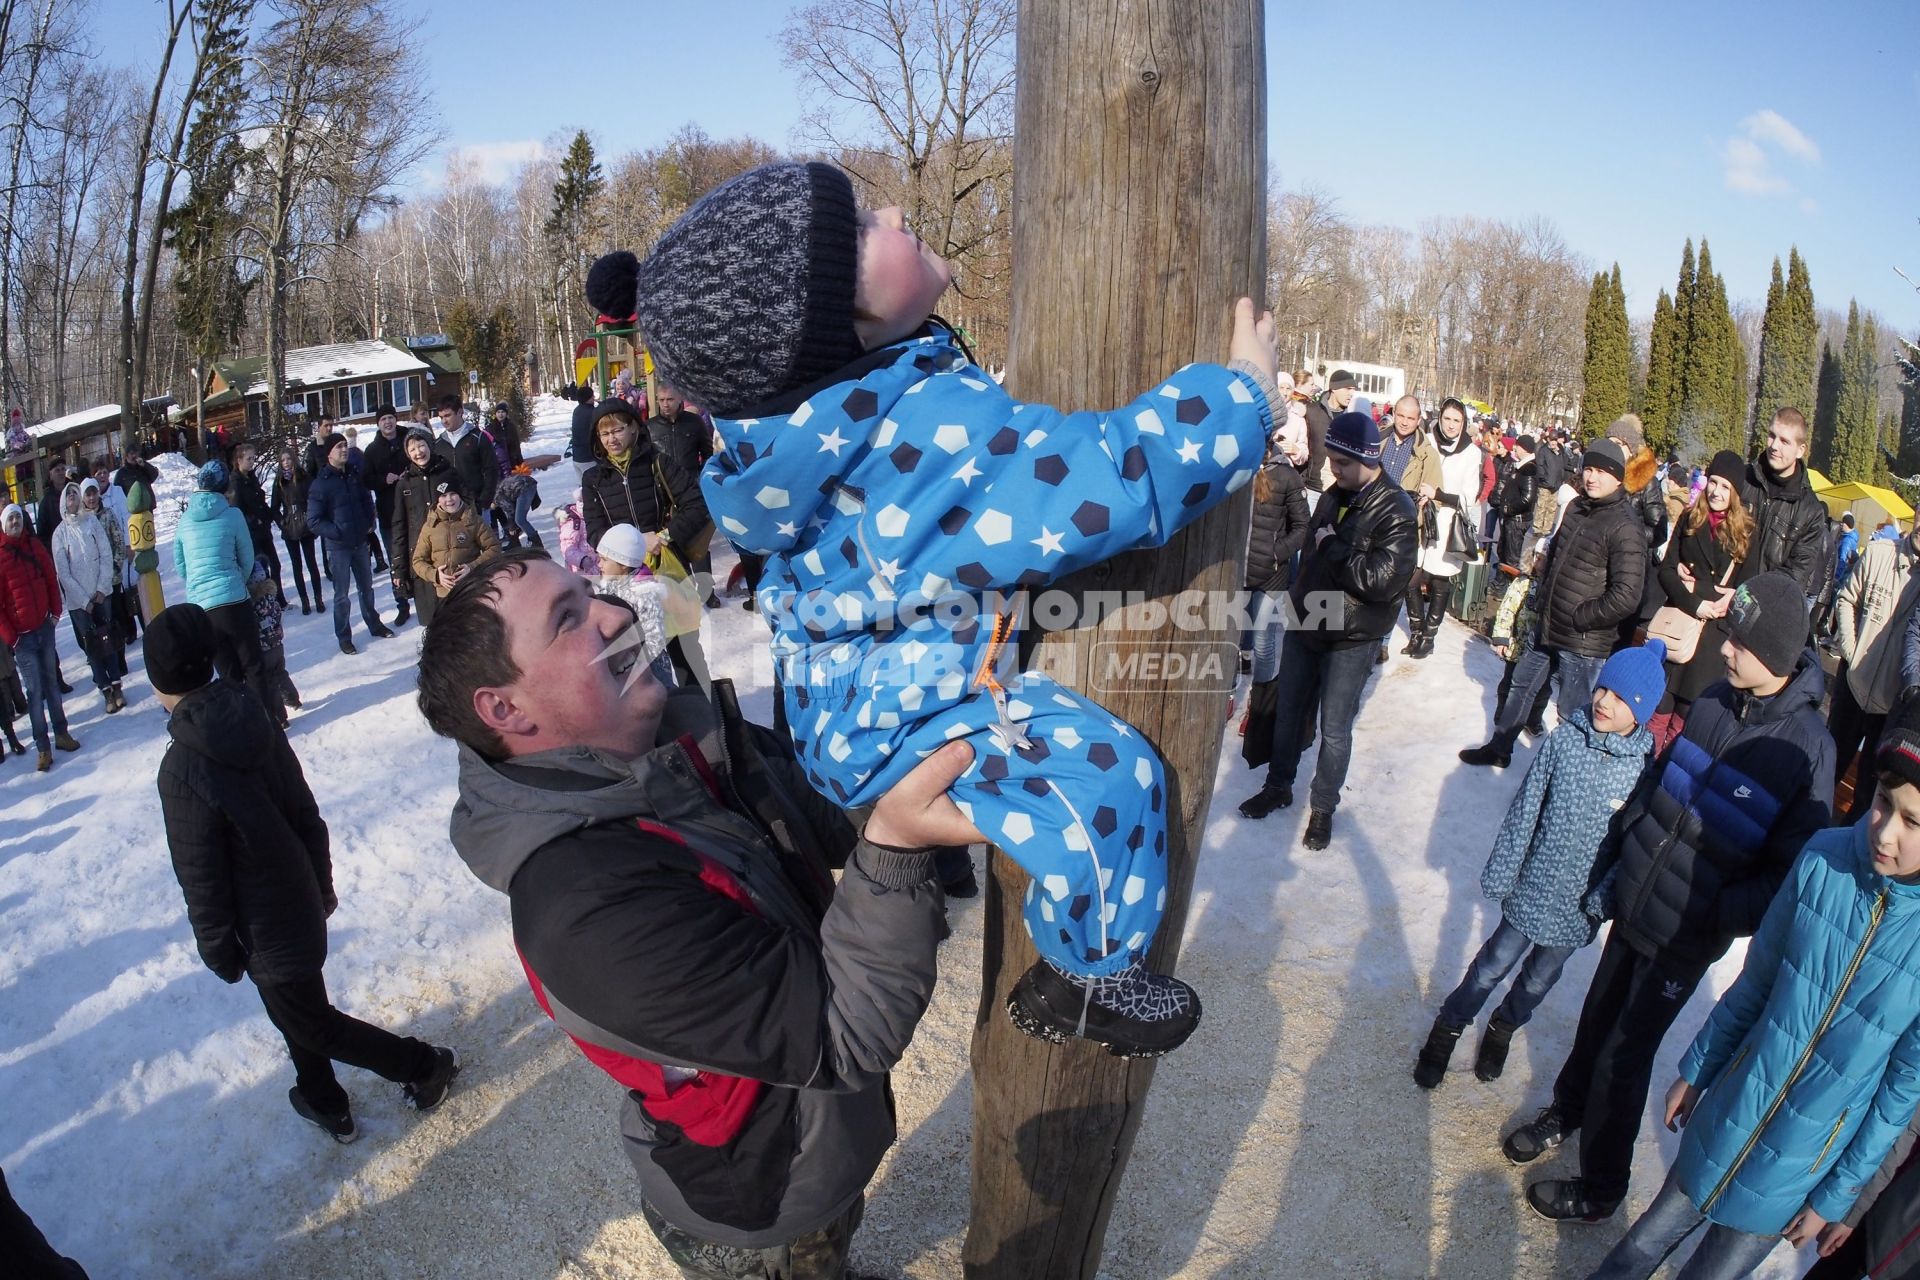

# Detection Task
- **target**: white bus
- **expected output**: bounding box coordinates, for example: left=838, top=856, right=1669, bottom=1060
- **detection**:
left=1309, top=359, right=1405, bottom=410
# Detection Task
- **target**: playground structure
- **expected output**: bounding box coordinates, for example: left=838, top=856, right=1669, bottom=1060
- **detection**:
left=573, top=326, right=654, bottom=399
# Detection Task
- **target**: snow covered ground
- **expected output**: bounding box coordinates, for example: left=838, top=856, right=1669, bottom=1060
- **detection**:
left=0, top=396, right=1812, bottom=1278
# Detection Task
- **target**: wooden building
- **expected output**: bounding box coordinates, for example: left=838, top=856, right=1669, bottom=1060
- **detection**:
left=198, top=338, right=439, bottom=438
left=1, top=403, right=121, bottom=507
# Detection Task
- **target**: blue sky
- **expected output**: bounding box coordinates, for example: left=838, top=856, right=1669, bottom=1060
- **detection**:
left=99, top=0, right=1920, bottom=332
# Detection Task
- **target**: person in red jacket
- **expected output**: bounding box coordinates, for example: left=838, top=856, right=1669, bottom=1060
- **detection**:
left=0, top=503, right=79, bottom=769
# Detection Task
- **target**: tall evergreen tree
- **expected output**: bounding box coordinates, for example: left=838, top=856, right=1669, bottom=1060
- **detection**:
left=1830, top=301, right=1882, bottom=483
left=1811, top=340, right=1843, bottom=473
left=1581, top=263, right=1630, bottom=432
left=164, top=0, right=255, bottom=454
left=1781, top=248, right=1819, bottom=419
left=1644, top=288, right=1677, bottom=452
left=1750, top=256, right=1786, bottom=446
left=1681, top=240, right=1741, bottom=456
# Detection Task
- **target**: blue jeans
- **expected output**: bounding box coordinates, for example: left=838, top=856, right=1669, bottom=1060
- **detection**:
left=1247, top=590, right=1284, bottom=684
left=1266, top=631, right=1376, bottom=813
left=1493, top=647, right=1606, bottom=746
left=1438, top=917, right=1575, bottom=1029
left=1586, top=1171, right=1780, bottom=1280
left=325, top=538, right=382, bottom=644
left=13, top=619, right=69, bottom=749
left=508, top=486, right=543, bottom=547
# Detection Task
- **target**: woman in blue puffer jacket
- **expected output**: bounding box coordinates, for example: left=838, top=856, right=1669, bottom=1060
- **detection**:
left=1586, top=717, right=1920, bottom=1280
left=170, top=460, right=272, bottom=710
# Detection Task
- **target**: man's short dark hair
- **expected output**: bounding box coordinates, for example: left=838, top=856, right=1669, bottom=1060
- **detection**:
left=1773, top=406, right=1809, bottom=442
left=416, top=548, right=552, bottom=759
left=376, top=403, right=397, bottom=418
left=436, top=393, right=463, bottom=412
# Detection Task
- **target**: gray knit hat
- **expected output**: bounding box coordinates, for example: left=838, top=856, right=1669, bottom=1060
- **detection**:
left=586, top=162, right=862, bottom=420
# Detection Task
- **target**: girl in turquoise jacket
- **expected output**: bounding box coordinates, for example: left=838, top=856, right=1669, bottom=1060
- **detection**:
left=1588, top=721, right=1920, bottom=1280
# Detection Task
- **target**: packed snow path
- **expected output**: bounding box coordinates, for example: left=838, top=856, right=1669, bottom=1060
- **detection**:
left=0, top=399, right=1807, bottom=1278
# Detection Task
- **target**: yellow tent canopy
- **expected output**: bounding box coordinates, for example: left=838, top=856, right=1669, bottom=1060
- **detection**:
left=1816, top=481, right=1915, bottom=531
left=1805, top=467, right=1831, bottom=491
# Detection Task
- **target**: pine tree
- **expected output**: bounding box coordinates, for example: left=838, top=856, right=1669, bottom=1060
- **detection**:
left=1811, top=341, right=1842, bottom=473
left=1781, top=248, right=1819, bottom=420
left=1581, top=264, right=1631, bottom=433
left=1750, top=257, right=1785, bottom=445
left=1829, top=301, right=1883, bottom=483
left=1644, top=289, right=1677, bottom=453
left=1681, top=240, right=1742, bottom=456
left=164, top=0, right=255, bottom=452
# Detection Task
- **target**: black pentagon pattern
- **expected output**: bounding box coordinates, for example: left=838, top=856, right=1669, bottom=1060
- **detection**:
left=938, top=506, right=972, bottom=536
left=794, top=685, right=812, bottom=709
left=1022, top=777, right=1050, bottom=797
left=914, top=355, right=937, bottom=374
left=951, top=618, right=980, bottom=645
left=1033, top=454, right=1069, bottom=486
left=1087, top=742, right=1119, bottom=771
left=1126, top=824, right=1145, bottom=851
left=839, top=537, right=859, bottom=568
left=829, top=776, right=851, bottom=803
left=1059, top=928, right=1074, bottom=946
left=1182, top=482, right=1211, bottom=508
left=1175, top=395, right=1210, bottom=425
left=1015, top=737, right=1051, bottom=763
left=979, top=780, right=1002, bottom=796
left=1121, top=444, right=1148, bottom=481
left=1071, top=501, right=1110, bottom=536
left=956, top=562, right=993, bottom=589
left=842, top=388, right=880, bottom=421
left=981, top=755, right=1010, bottom=781
left=1067, top=894, right=1092, bottom=922
left=1014, top=568, right=1049, bottom=589
left=1092, top=806, right=1118, bottom=838
left=1155, top=829, right=1166, bottom=855
left=1151, top=783, right=1163, bottom=813
left=889, top=443, right=924, bottom=473
left=737, top=441, right=759, bottom=465
left=987, top=427, right=1019, bottom=456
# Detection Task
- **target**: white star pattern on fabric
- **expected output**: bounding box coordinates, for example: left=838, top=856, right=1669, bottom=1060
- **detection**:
left=952, top=457, right=982, bottom=485
left=1031, top=527, right=1065, bottom=557
left=817, top=427, right=850, bottom=456
left=1176, top=438, right=1203, bottom=464
left=877, top=557, right=903, bottom=583
left=775, top=520, right=798, bottom=538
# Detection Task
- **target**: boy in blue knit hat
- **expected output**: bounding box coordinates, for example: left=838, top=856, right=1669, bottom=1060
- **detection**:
left=586, top=164, right=1283, bottom=1057
left=1413, top=638, right=1665, bottom=1088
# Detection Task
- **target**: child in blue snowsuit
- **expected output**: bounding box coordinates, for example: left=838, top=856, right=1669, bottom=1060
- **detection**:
left=1414, top=639, right=1663, bottom=1089
left=1585, top=708, right=1920, bottom=1280
left=585, top=162, right=1280, bottom=1055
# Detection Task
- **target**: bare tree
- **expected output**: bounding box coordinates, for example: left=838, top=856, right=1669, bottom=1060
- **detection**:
left=237, top=0, right=438, bottom=433
left=781, top=0, right=1016, bottom=361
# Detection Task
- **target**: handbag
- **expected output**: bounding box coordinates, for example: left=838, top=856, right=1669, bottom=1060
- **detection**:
left=1445, top=505, right=1478, bottom=558
left=1646, top=559, right=1736, bottom=664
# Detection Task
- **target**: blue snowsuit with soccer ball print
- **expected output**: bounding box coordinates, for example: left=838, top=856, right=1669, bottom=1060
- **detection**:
left=701, top=327, right=1270, bottom=977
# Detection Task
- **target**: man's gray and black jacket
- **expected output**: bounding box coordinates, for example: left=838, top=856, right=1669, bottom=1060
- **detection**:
left=448, top=680, right=946, bottom=1250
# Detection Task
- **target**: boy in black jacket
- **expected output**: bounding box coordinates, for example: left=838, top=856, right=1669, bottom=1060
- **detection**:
left=149, top=604, right=458, bottom=1143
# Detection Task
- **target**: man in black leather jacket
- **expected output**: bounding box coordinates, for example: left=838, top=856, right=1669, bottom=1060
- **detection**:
left=1748, top=406, right=1828, bottom=594
left=1238, top=411, right=1416, bottom=849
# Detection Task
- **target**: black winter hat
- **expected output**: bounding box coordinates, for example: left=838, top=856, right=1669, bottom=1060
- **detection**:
left=145, top=604, right=217, bottom=696
left=404, top=426, right=436, bottom=448
left=1724, top=570, right=1809, bottom=678
left=321, top=432, right=347, bottom=456
left=1515, top=434, right=1537, bottom=454
left=608, top=162, right=862, bottom=419
left=1878, top=698, right=1920, bottom=794
left=592, top=399, right=645, bottom=432
left=1706, top=449, right=1747, bottom=490
left=1582, top=438, right=1628, bottom=480
left=1326, top=369, right=1358, bottom=391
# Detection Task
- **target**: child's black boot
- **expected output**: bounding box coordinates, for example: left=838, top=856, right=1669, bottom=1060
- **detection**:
left=1413, top=1017, right=1463, bottom=1089
left=1007, top=959, right=1201, bottom=1058
left=1474, top=1016, right=1517, bottom=1081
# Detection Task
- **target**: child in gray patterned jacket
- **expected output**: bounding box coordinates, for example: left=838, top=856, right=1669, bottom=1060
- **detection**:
left=1413, top=639, right=1665, bottom=1089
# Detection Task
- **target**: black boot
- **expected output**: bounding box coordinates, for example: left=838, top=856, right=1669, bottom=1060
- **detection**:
left=1302, top=808, right=1333, bottom=850
left=1458, top=730, right=1516, bottom=768
left=1007, top=959, right=1202, bottom=1058
left=1413, top=1017, right=1464, bottom=1089
left=1400, top=624, right=1426, bottom=657
left=1237, top=783, right=1293, bottom=819
left=1475, top=1017, right=1517, bottom=1081
left=1416, top=581, right=1452, bottom=658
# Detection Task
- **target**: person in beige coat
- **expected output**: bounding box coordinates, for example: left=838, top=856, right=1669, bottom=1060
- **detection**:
left=410, top=480, right=500, bottom=599
left=1830, top=520, right=1920, bottom=820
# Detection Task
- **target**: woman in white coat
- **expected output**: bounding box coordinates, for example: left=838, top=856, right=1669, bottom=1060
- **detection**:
left=51, top=479, right=127, bottom=712
left=1402, top=398, right=1484, bottom=658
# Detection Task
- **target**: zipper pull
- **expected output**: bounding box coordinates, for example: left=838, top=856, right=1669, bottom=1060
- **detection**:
left=986, top=681, right=1031, bottom=753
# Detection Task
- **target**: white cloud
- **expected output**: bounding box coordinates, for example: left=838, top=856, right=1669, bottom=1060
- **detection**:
left=1722, top=110, right=1820, bottom=198
left=442, top=140, right=547, bottom=186
left=1742, top=109, right=1821, bottom=164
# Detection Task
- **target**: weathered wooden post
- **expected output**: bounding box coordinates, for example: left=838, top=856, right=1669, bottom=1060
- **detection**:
left=963, top=3, right=1266, bottom=1277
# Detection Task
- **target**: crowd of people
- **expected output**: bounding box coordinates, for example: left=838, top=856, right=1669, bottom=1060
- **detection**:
left=7, top=158, right=1920, bottom=1280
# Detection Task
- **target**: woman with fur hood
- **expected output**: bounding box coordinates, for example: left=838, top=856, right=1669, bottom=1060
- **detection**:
left=1606, top=414, right=1669, bottom=624
left=51, top=478, right=128, bottom=713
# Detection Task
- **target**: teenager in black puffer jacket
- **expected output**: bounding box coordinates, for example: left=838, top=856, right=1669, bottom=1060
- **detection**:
left=1242, top=449, right=1310, bottom=682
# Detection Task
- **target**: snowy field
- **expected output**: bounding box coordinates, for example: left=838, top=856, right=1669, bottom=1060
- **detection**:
left=0, top=396, right=1812, bottom=1278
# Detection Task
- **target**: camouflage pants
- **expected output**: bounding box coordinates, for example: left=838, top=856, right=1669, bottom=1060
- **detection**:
left=642, top=1197, right=864, bottom=1280
left=1532, top=489, right=1558, bottom=535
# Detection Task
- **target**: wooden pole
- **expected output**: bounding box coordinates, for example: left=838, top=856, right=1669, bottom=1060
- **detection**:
left=963, top=4, right=1266, bottom=1278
